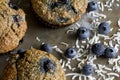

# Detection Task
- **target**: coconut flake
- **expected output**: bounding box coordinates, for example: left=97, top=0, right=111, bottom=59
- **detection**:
left=36, top=37, right=41, bottom=42
left=61, top=61, right=66, bottom=68
left=52, top=46, right=64, bottom=54
left=75, top=38, right=80, bottom=48
left=98, top=1, right=104, bottom=12
left=107, top=73, right=119, bottom=77
left=105, top=77, right=115, bottom=80
left=60, top=42, right=69, bottom=47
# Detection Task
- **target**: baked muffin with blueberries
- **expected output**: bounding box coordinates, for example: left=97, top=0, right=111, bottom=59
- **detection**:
left=1, top=48, right=66, bottom=80
left=0, top=0, right=27, bottom=53
left=31, top=0, right=88, bottom=27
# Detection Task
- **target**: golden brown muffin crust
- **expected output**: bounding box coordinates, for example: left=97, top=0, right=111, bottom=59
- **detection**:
left=1, top=49, right=66, bottom=80
left=31, top=0, right=88, bottom=26
left=0, top=0, right=27, bottom=53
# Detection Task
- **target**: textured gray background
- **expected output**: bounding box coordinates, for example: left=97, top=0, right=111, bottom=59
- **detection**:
left=0, top=0, right=120, bottom=80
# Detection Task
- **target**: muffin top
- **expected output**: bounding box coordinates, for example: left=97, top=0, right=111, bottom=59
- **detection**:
left=1, top=48, right=66, bottom=80
left=0, top=0, right=27, bottom=53
left=31, top=0, right=88, bottom=26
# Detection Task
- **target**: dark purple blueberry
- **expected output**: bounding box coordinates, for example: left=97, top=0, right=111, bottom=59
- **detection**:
left=64, top=48, right=77, bottom=58
left=58, top=17, right=69, bottom=23
left=40, top=43, right=53, bottom=53
left=77, top=27, right=90, bottom=40
left=92, top=43, right=105, bottom=56
left=82, top=64, right=94, bottom=76
left=40, top=58, right=56, bottom=73
left=17, top=49, right=26, bottom=58
left=19, top=38, right=24, bottom=44
left=104, top=47, right=117, bottom=58
left=12, top=15, right=23, bottom=22
left=12, top=15, right=23, bottom=26
left=8, top=2, right=19, bottom=10
left=60, top=0, right=70, bottom=4
left=98, top=22, right=111, bottom=35
left=87, top=1, right=98, bottom=12
left=44, top=60, right=56, bottom=72
left=49, top=2, right=58, bottom=9
left=71, top=6, right=77, bottom=14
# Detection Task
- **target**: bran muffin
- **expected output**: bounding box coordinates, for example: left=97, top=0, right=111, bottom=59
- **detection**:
left=0, top=0, right=27, bottom=53
left=1, top=48, right=66, bottom=80
left=31, top=0, right=88, bottom=27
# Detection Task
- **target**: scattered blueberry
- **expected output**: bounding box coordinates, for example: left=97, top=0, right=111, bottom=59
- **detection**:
left=77, top=27, right=90, bottom=40
left=92, top=43, right=105, bottom=56
left=64, top=48, right=77, bottom=58
left=87, top=1, right=98, bottom=12
left=40, top=58, right=56, bottom=73
left=98, top=22, right=111, bottom=35
left=17, top=49, right=26, bottom=58
left=104, top=47, right=117, bottom=58
left=40, top=43, right=53, bottom=53
left=82, top=64, right=94, bottom=76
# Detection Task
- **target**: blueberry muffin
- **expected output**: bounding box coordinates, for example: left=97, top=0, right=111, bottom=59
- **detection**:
left=1, top=48, right=66, bottom=80
left=0, top=0, right=27, bottom=53
left=31, top=0, right=88, bottom=27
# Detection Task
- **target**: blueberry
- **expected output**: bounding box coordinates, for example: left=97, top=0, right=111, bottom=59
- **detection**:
left=82, top=64, right=94, bottom=76
left=87, top=1, right=98, bottom=12
left=64, top=48, right=77, bottom=58
left=71, top=6, right=77, bottom=14
left=98, top=22, right=111, bottom=35
left=92, top=43, right=105, bottom=56
left=12, top=15, right=23, bottom=26
left=77, top=27, right=90, bottom=40
left=44, top=60, right=56, bottom=72
left=58, top=17, right=69, bottom=23
left=19, top=38, right=24, bottom=44
left=40, top=43, right=53, bottom=53
left=17, top=49, right=26, bottom=58
left=40, top=58, right=56, bottom=73
left=8, top=2, right=19, bottom=10
left=104, top=47, right=117, bottom=58
left=49, top=2, right=58, bottom=9
left=60, top=0, right=70, bottom=4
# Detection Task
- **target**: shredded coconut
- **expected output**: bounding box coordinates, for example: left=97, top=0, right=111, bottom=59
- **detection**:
left=36, top=37, right=41, bottom=42
left=118, top=18, right=120, bottom=27
left=63, top=0, right=120, bottom=80
left=60, top=42, right=69, bottom=47
left=52, top=46, right=64, bottom=54
left=75, top=38, right=80, bottom=48
left=107, top=73, right=119, bottom=77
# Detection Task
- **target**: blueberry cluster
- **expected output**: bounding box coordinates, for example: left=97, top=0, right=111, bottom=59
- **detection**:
left=64, top=48, right=94, bottom=76
left=92, top=43, right=117, bottom=58
left=76, top=22, right=111, bottom=41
